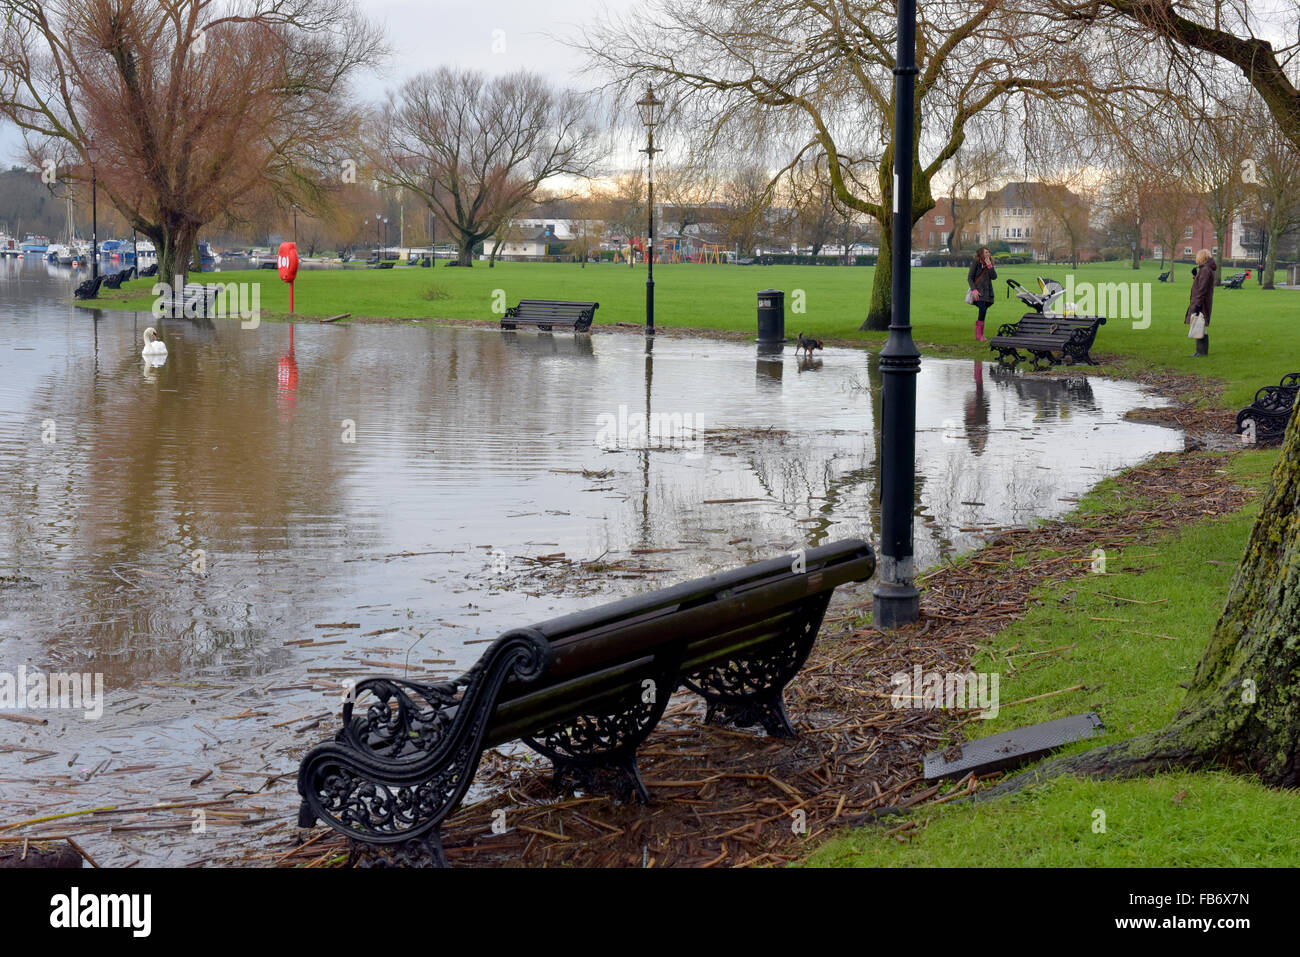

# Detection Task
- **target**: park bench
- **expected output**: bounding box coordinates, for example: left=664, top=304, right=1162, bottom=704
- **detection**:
left=297, top=538, right=876, bottom=866
left=154, top=283, right=222, bottom=319
left=1158, top=271, right=1171, bottom=283
left=1235, top=372, right=1299, bottom=445
left=102, top=268, right=135, bottom=290
left=138, top=264, right=158, bottom=278
left=501, top=299, right=599, bottom=333
left=73, top=275, right=104, bottom=300
left=989, top=313, right=1107, bottom=369
left=1222, top=272, right=1248, bottom=289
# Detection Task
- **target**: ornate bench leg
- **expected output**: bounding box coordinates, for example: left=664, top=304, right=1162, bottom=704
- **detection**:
left=550, top=754, right=649, bottom=804
left=682, top=592, right=832, bottom=739
left=524, top=669, right=676, bottom=805
left=347, top=834, right=447, bottom=868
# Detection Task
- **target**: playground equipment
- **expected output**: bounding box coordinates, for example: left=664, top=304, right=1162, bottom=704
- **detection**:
left=696, top=243, right=727, bottom=265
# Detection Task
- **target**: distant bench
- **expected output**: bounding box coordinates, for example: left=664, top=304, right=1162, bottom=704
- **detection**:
left=1222, top=272, right=1248, bottom=289
left=1236, top=372, right=1299, bottom=445
left=501, top=299, right=598, bottom=333
left=297, top=538, right=876, bottom=866
left=990, top=314, right=1107, bottom=369
left=73, top=275, right=105, bottom=301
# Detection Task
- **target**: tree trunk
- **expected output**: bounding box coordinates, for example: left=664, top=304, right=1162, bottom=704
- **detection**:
left=1263, top=231, right=1280, bottom=289
left=456, top=237, right=474, bottom=267
left=861, top=216, right=892, bottom=331
left=157, top=224, right=199, bottom=289
left=988, top=405, right=1300, bottom=794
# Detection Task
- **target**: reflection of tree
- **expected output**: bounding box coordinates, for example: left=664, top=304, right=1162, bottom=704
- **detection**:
left=6, top=321, right=617, bottom=685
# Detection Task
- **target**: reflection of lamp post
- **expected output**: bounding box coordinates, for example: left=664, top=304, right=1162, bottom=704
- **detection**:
left=873, top=0, right=922, bottom=630
left=637, top=84, right=664, bottom=336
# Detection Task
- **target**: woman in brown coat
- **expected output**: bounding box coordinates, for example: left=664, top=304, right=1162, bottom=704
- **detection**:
left=967, top=247, right=997, bottom=341
left=1186, top=249, right=1217, bottom=357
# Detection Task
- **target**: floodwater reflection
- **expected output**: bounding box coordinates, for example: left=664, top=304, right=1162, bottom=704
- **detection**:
left=1, top=260, right=1181, bottom=697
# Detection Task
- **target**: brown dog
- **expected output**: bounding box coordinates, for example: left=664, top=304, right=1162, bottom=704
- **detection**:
left=795, top=332, right=824, bottom=357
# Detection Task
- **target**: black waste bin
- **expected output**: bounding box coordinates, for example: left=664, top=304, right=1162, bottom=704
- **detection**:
left=757, top=289, right=785, bottom=344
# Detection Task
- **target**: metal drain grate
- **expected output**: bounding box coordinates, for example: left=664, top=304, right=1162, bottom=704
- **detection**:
left=923, top=713, right=1105, bottom=780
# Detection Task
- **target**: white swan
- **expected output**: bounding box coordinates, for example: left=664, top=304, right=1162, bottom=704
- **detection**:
left=142, top=327, right=167, bottom=358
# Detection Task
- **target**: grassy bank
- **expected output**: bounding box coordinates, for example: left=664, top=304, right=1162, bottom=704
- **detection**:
left=806, top=447, right=1300, bottom=867
left=92, top=260, right=1300, bottom=407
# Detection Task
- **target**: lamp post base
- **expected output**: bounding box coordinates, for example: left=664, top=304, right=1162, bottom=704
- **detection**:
left=872, top=580, right=920, bottom=631
left=646, top=278, right=655, bottom=335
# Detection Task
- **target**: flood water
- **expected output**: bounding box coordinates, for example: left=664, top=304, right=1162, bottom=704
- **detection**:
left=0, top=258, right=1182, bottom=863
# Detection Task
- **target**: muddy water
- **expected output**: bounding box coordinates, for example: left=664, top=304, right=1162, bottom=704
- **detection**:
left=0, top=258, right=1182, bottom=863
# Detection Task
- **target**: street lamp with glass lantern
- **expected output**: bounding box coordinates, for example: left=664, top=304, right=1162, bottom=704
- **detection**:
left=637, top=84, right=664, bottom=336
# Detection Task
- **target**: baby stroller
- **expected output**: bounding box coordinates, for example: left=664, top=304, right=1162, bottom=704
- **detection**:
left=1006, top=276, right=1071, bottom=315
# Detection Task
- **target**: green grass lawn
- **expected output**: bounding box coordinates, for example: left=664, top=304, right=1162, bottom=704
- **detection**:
left=806, top=448, right=1300, bottom=867
left=94, top=260, right=1300, bottom=407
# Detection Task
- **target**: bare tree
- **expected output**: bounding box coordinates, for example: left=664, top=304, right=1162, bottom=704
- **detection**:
left=0, top=0, right=380, bottom=286
left=655, top=160, right=719, bottom=241
left=1051, top=2, right=1300, bottom=151
left=369, top=69, right=599, bottom=268
left=1247, top=125, right=1300, bottom=289
left=577, top=0, right=1151, bottom=329
left=783, top=158, right=843, bottom=256
left=599, top=170, right=647, bottom=267
left=719, top=166, right=774, bottom=256
left=946, top=116, right=1014, bottom=255
left=1186, top=94, right=1260, bottom=262
left=984, top=0, right=1300, bottom=793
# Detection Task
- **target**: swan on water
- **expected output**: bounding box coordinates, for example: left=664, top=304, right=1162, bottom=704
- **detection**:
left=142, top=327, right=167, bottom=357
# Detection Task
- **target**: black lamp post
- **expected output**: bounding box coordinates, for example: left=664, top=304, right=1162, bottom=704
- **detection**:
left=637, top=84, right=664, bottom=336
left=872, top=0, right=922, bottom=629
left=88, top=146, right=99, bottom=281
left=1260, top=201, right=1271, bottom=285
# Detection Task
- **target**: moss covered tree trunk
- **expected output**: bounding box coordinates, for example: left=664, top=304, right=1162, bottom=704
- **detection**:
left=863, top=222, right=893, bottom=332
left=991, top=402, right=1300, bottom=792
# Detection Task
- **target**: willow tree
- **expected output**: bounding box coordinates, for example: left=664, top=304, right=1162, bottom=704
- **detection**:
left=0, top=0, right=380, bottom=286
left=577, top=0, right=1149, bottom=329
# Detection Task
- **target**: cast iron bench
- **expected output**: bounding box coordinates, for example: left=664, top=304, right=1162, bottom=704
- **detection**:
left=1222, top=272, right=1248, bottom=289
left=501, top=299, right=598, bottom=333
left=102, top=268, right=135, bottom=290
left=989, top=314, right=1107, bottom=369
left=154, top=282, right=222, bottom=319
left=297, top=538, right=876, bottom=866
left=73, top=275, right=105, bottom=300
left=1236, top=372, right=1299, bottom=445
left=1158, top=271, right=1171, bottom=283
